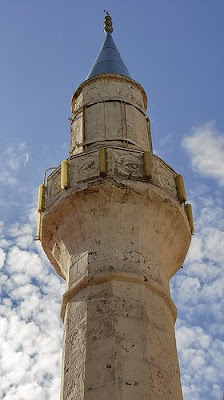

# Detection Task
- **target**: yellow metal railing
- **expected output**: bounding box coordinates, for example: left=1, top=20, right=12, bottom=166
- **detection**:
left=35, top=184, right=46, bottom=240
left=61, top=160, right=69, bottom=189
left=176, top=174, right=187, bottom=203
left=99, top=148, right=106, bottom=176
left=143, top=151, right=152, bottom=180
left=185, top=203, right=195, bottom=234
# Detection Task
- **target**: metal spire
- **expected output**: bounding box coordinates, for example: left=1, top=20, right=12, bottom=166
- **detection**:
left=86, top=13, right=131, bottom=80
left=104, top=11, right=113, bottom=33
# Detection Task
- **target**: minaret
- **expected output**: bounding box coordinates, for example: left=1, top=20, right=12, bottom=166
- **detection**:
left=37, top=14, right=194, bottom=400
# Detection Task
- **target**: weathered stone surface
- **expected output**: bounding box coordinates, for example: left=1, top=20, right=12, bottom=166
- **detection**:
left=42, top=177, right=190, bottom=399
left=46, top=148, right=179, bottom=210
left=58, top=278, right=183, bottom=399
left=41, top=73, right=191, bottom=399
left=70, top=75, right=151, bottom=154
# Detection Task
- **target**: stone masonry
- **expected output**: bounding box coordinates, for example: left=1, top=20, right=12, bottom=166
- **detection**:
left=39, top=71, right=192, bottom=399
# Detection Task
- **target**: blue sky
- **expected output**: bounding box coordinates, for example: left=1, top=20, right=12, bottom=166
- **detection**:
left=0, top=1, right=224, bottom=399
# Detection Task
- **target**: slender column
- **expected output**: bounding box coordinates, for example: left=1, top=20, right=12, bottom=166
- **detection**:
left=42, top=179, right=191, bottom=400
left=40, top=37, right=191, bottom=397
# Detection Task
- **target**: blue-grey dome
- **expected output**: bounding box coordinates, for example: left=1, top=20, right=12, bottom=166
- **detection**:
left=86, top=33, right=131, bottom=80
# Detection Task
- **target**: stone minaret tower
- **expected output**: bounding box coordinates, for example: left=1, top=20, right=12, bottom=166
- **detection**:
left=36, top=14, right=194, bottom=400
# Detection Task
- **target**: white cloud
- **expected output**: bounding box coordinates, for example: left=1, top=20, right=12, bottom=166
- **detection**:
left=4, top=143, right=29, bottom=172
left=0, top=143, right=29, bottom=185
left=182, top=121, right=224, bottom=186
left=176, top=320, right=224, bottom=400
left=171, top=181, right=224, bottom=400
left=0, top=219, right=64, bottom=400
left=172, top=127, right=224, bottom=398
left=0, top=248, right=6, bottom=269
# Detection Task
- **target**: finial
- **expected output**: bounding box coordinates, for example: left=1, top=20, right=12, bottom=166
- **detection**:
left=104, top=11, right=113, bottom=33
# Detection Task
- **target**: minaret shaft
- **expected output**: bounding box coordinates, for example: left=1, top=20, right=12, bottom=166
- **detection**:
left=39, top=17, right=192, bottom=400
left=42, top=177, right=189, bottom=399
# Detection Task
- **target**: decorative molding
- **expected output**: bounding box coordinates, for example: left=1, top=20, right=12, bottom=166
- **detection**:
left=60, top=272, right=177, bottom=322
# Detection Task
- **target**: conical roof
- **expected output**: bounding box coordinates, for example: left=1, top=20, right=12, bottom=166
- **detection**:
left=86, top=32, right=131, bottom=80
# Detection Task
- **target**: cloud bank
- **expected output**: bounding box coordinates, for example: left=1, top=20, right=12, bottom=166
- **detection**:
left=182, top=121, right=224, bottom=186
left=0, top=216, right=64, bottom=400
left=0, top=143, right=29, bottom=186
left=170, top=122, right=224, bottom=399
left=171, top=191, right=224, bottom=400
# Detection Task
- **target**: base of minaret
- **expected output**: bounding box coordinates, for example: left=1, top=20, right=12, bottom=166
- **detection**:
left=61, top=282, right=182, bottom=400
